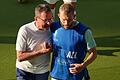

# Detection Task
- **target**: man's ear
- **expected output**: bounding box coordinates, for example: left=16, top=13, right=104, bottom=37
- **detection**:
left=58, top=13, right=60, bottom=18
left=34, top=16, right=37, bottom=21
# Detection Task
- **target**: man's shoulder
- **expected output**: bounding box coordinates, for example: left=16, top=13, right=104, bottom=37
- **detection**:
left=19, top=21, right=34, bottom=31
left=75, top=22, right=89, bottom=34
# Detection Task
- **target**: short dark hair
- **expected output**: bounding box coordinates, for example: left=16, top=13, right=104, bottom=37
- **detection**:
left=35, top=4, right=51, bottom=16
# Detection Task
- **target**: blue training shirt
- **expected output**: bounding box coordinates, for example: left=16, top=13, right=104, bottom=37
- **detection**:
left=50, top=22, right=90, bottom=80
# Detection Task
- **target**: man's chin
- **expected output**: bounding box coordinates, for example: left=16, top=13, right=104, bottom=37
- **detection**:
left=63, top=26, right=70, bottom=29
left=44, top=25, right=50, bottom=30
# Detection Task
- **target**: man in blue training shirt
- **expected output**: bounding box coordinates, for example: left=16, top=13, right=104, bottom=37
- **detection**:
left=50, top=3, right=97, bottom=80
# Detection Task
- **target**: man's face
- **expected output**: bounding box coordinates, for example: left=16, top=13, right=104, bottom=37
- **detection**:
left=35, top=11, right=53, bottom=29
left=58, top=11, right=74, bottom=29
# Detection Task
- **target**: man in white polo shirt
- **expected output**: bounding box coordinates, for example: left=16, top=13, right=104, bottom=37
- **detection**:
left=16, top=4, right=53, bottom=80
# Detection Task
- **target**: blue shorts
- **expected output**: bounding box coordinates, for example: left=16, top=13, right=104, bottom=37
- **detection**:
left=16, top=68, right=49, bottom=80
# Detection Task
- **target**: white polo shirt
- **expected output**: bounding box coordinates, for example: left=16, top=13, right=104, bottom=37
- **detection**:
left=16, top=21, right=51, bottom=74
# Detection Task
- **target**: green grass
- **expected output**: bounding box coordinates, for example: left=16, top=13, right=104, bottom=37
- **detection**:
left=0, top=0, right=120, bottom=80
left=0, top=44, right=16, bottom=80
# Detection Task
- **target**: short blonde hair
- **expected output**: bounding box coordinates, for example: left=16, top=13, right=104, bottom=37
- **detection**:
left=59, top=3, right=75, bottom=15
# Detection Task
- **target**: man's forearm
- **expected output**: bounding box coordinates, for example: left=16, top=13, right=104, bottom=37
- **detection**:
left=83, top=47, right=97, bottom=67
left=17, top=50, right=40, bottom=62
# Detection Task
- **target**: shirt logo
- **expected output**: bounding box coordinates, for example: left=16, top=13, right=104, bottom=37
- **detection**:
left=66, top=51, right=77, bottom=59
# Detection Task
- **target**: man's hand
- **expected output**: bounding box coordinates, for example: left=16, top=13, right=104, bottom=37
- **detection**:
left=34, top=42, right=52, bottom=55
left=17, top=42, right=52, bottom=62
left=69, top=63, right=85, bottom=74
left=39, top=42, right=52, bottom=54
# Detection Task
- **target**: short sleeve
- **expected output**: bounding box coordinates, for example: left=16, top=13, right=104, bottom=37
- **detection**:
left=16, top=26, right=27, bottom=51
left=85, top=29, right=96, bottom=50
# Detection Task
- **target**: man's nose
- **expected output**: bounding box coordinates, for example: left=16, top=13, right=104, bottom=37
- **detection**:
left=46, top=21, right=50, bottom=25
